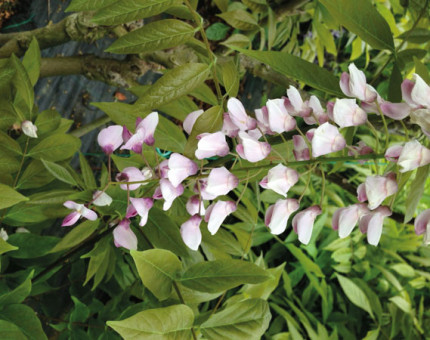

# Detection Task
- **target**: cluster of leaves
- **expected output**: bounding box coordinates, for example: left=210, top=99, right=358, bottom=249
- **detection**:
left=0, top=0, right=429, bottom=339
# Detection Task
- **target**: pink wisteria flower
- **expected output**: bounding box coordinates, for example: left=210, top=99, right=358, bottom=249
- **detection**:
left=236, top=131, right=271, bottom=163
left=333, top=98, right=367, bottom=127
left=183, top=109, right=204, bottom=134
left=205, top=167, right=239, bottom=198
left=180, top=215, right=202, bottom=251
left=332, top=203, right=369, bottom=238
left=121, top=112, right=159, bottom=153
left=260, top=164, right=299, bottom=197
left=116, top=167, right=152, bottom=191
left=227, top=97, right=257, bottom=131
left=397, top=140, right=430, bottom=173
left=359, top=206, right=392, bottom=246
left=385, top=144, right=403, bottom=162
left=126, top=197, right=153, bottom=226
left=113, top=219, right=137, bottom=250
left=254, top=106, right=274, bottom=134
left=284, top=86, right=311, bottom=117
left=357, top=172, right=397, bottom=210
left=97, top=125, right=123, bottom=154
left=62, top=201, right=97, bottom=227
left=311, top=123, right=346, bottom=157
left=304, top=96, right=329, bottom=125
left=167, top=153, right=198, bottom=187
left=348, top=141, right=373, bottom=164
left=158, top=178, right=184, bottom=211
left=340, top=63, right=377, bottom=102
left=21, top=120, right=38, bottom=138
left=205, top=201, right=237, bottom=235
left=186, top=195, right=205, bottom=216
left=266, top=98, right=296, bottom=133
left=292, top=205, right=322, bottom=245
left=195, top=178, right=217, bottom=200
left=195, top=132, right=230, bottom=159
left=292, top=135, right=310, bottom=161
left=222, top=112, right=240, bottom=137
left=265, top=199, right=300, bottom=235
left=415, top=209, right=430, bottom=244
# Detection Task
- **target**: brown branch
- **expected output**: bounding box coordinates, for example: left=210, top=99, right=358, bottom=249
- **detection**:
left=0, top=13, right=111, bottom=58
left=40, top=54, right=155, bottom=87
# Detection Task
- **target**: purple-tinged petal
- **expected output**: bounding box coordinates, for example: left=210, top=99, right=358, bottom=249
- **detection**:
left=227, top=98, right=256, bottom=131
left=222, top=112, right=240, bottom=137
left=64, top=200, right=81, bottom=210
left=136, top=112, right=159, bottom=146
left=312, top=123, right=346, bottom=157
left=263, top=164, right=298, bottom=197
left=415, top=209, right=430, bottom=235
left=411, top=74, right=430, bottom=108
left=98, top=125, right=123, bottom=154
left=266, top=98, right=296, bottom=133
left=237, top=131, right=271, bottom=162
left=81, top=207, right=98, bottom=221
left=385, top=145, right=403, bottom=162
left=183, top=109, right=204, bottom=135
left=292, top=205, right=321, bottom=245
left=160, top=179, right=184, bottom=211
left=398, top=140, right=430, bottom=172
left=265, top=199, right=299, bottom=235
left=195, top=132, right=230, bottom=159
left=130, top=197, right=153, bottom=226
left=113, top=219, right=137, bottom=250
left=168, top=153, right=198, bottom=187
left=62, top=211, right=81, bottom=227
left=292, top=135, right=310, bottom=161
left=380, top=102, right=411, bottom=120
left=333, top=98, right=367, bottom=127
left=205, top=167, right=239, bottom=198
left=186, top=195, right=205, bottom=216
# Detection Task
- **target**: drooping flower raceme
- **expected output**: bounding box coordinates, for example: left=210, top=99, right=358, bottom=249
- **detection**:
left=62, top=201, right=97, bottom=227
left=292, top=205, right=322, bottom=245
left=260, top=164, right=299, bottom=197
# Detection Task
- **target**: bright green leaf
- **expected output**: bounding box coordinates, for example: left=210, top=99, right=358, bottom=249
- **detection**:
left=41, top=159, right=78, bottom=186
left=218, top=10, right=259, bottom=31
left=0, top=183, right=29, bottom=209
left=405, top=165, right=429, bottom=223
left=49, top=219, right=99, bottom=253
left=22, top=37, right=41, bottom=87
left=27, top=134, right=81, bottom=162
left=0, top=304, right=47, bottom=340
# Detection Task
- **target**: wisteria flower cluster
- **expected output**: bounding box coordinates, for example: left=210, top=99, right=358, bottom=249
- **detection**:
left=61, top=63, right=430, bottom=250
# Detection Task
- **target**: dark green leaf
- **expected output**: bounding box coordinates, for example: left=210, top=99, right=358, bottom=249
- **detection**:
left=79, top=153, right=97, bottom=190
left=189, top=83, right=218, bottom=106
left=41, top=159, right=78, bottom=186
left=106, top=19, right=196, bottom=54
left=180, top=259, right=270, bottom=293
left=66, top=0, right=118, bottom=12
left=50, top=219, right=99, bottom=253
left=397, top=28, right=430, bottom=44
left=22, top=37, right=41, bottom=87
left=131, top=249, right=182, bottom=300
left=0, top=271, right=33, bottom=306
left=0, top=304, right=47, bottom=340
left=0, top=150, right=20, bottom=174
left=233, top=49, right=343, bottom=96
left=7, top=234, right=59, bottom=259
left=319, top=0, right=394, bottom=51
left=154, top=115, right=187, bottom=154
left=0, top=183, right=29, bottom=209
left=206, top=22, right=230, bottom=41
left=0, top=320, right=26, bottom=340
left=0, top=130, right=21, bottom=155
left=388, top=63, right=402, bottom=102
left=27, top=134, right=81, bottom=162
left=16, top=160, right=54, bottom=189
left=201, top=299, right=271, bottom=339
left=92, top=0, right=180, bottom=25
left=10, top=54, right=34, bottom=117
left=0, top=238, right=18, bottom=256
left=34, top=110, right=61, bottom=136
left=108, top=304, right=194, bottom=339
left=218, top=10, right=259, bottom=31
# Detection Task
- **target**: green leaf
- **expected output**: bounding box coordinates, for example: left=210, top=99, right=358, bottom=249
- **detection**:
left=0, top=304, right=47, bottom=340
left=27, top=134, right=81, bottom=162
left=220, top=34, right=251, bottom=49
left=183, top=105, right=223, bottom=158
left=389, top=296, right=412, bottom=314
left=108, top=304, right=194, bottom=339
left=0, top=184, right=29, bottom=209
left=404, top=165, right=430, bottom=223
left=234, top=49, right=343, bottom=97
left=206, top=22, right=230, bottom=41
left=336, top=274, right=374, bottom=319
left=16, top=160, right=54, bottom=189
left=70, top=297, right=90, bottom=323
left=49, top=219, right=99, bottom=253
left=66, top=0, right=118, bottom=12
left=0, top=238, right=18, bottom=255
left=0, top=67, right=15, bottom=89
left=180, top=259, right=270, bottom=293
left=388, top=63, right=402, bottom=102
left=82, top=237, right=114, bottom=289
left=0, top=271, right=33, bottom=306
left=0, top=130, right=21, bottom=155
left=79, top=153, right=97, bottom=190
left=218, top=10, right=259, bottom=31
left=319, top=0, right=394, bottom=51
left=34, top=110, right=61, bottom=136
left=93, top=102, right=140, bottom=130
left=189, top=83, right=218, bottom=106
left=6, top=233, right=58, bottom=259
left=135, top=63, right=210, bottom=111
left=286, top=244, right=324, bottom=278
left=154, top=115, right=187, bottom=153
left=158, top=96, right=199, bottom=121
left=131, top=249, right=182, bottom=300
left=200, top=299, right=271, bottom=339
left=10, top=54, right=34, bottom=117
left=0, top=150, right=20, bottom=174
left=22, top=37, right=41, bottom=87
left=0, top=320, right=26, bottom=340
left=106, top=19, right=196, bottom=54
left=222, top=60, right=240, bottom=97
left=145, top=208, right=189, bottom=257
left=397, top=28, right=430, bottom=44
left=240, top=263, right=285, bottom=300
left=41, top=159, right=78, bottom=186
left=92, top=0, right=180, bottom=25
